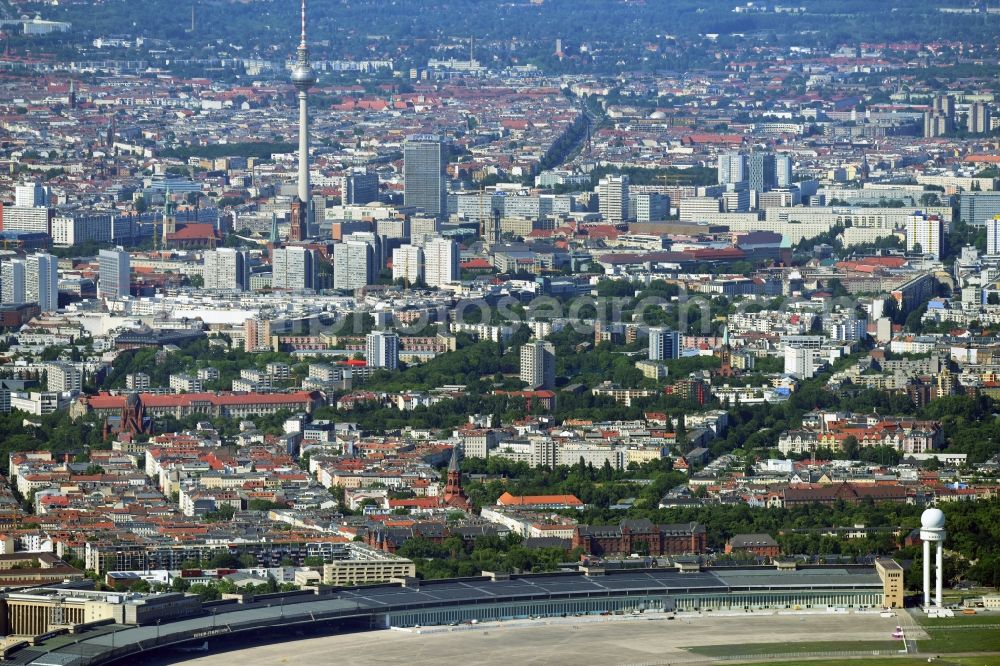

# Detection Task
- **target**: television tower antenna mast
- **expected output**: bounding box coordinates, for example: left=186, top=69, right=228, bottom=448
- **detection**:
left=291, top=0, right=316, bottom=207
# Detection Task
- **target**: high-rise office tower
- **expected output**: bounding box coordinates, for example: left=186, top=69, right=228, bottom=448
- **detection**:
left=520, top=340, right=556, bottom=390
left=14, top=182, right=48, bottom=208
left=933, top=94, right=954, bottom=118
left=98, top=247, right=130, bottom=300
left=648, top=327, right=680, bottom=361
left=968, top=102, right=991, bottom=134
left=290, top=0, right=317, bottom=240
left=410, top=216, right=441, bottom=246
left=924, top=95, right=955, bottom=138
left=47, top=362, right=82, bottom=393
left=1, top=260, right=25, bottom=305
left=343, top=171, right=379, bottom=204
left=344, top=231, right=384, bottom=272
left=404, top=135, right=446, bottom=217
left=423, top=237, right=459, bottom=288
left=271, top=246, right=316, bottom=290
left=960, top=192, right=1000, bottom=227
left=747, top=153, right=777, bottom=192
left=244, top=317, right=271, bottom=353
left=597, top=175, right=628, bottom=222
left=717, top=152, right=747, bottom=185
left=907, top=213, right=942, bottom=260
left=203, top=248, right=248, bottom=291
left=631, top=193, right=670, bottom=223
left=366, top=331, right=399, bottom=370
left=775, top=154, right=793, bottom=187
left=924, top=112, right=949, bottom=138
left=1, top=206, right=52, bottom=235
left=333, top=240, right=374, bottom=290
left=375, top=217, right=409, bottom=241
left=721, top=189, right=750, bottom=213
left=26, top=253, right=58, bottom=313
left=987, top=216, right=1000, bottom=256
left=392, top=244, right=424, bottom=285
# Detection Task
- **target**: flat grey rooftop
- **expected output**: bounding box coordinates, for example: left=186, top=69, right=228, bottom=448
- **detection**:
left=26, top=566, right=886, bottom=665
left=714, top=568, right=883, bottom=588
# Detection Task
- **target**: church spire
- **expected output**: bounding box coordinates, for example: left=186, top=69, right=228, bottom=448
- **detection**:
left=443, top=446, right=468, bottom=510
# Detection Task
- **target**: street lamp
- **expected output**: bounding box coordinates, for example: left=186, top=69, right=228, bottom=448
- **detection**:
left=156, top=618, right=161, bottom=643
left=211, top=609, right=217, bottom=629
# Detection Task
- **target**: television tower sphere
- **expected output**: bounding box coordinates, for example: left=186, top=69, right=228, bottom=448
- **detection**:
left=921, top=507, right=945, bottom=530
left=291, top=61, right=316, bottom=90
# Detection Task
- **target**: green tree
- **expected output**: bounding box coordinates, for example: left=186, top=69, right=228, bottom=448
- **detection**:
left=842, top=435, right=859, bottom=460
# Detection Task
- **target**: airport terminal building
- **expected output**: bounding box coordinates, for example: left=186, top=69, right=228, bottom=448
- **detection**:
left=3, top=560, right=903, bottom=665
left=380, top=564, right=893, bottom=627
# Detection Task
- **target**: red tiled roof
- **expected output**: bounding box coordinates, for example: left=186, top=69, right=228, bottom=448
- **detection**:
left=389, top=498, right=439, bottom=509
left=684, top=133, right=744, bottom=145
left=497, top=492, right=583, bottom=507
left=167, top=224, right=220, bottom=241
left=964, top=154, right=1000, bottom=164
left=85, top=391, right=317, bottom=410
left=495, top=390, right=556, bottom=398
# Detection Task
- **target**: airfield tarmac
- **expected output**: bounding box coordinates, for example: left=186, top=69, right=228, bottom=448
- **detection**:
left=160, top=610, right=920, bottom=665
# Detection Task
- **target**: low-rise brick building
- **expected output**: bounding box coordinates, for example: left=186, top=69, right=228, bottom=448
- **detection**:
left=725, top=533, right=781, bottom=558
left=572, top=519, right=707, bottom=557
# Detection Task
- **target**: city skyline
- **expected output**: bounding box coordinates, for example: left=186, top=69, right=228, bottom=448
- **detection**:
left=0, top=1, right=995, bottom=663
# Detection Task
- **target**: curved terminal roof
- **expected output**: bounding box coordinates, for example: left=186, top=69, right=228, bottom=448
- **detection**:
left=16, top=566, right=885, bottom=666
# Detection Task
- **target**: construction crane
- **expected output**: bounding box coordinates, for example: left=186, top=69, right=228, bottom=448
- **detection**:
left=654, top=171, right=699, bottom=186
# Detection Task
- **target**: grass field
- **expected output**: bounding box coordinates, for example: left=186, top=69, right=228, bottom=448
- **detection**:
left=918, top=626, right=1000, bottom=653
left=918, top=614, right=1000, bottom=626
left=742, top=658, right=1000, bottom=666
left=941, top=589, right=995, bottom=603
left=689, top=640, right=903, bottom=657
left=914, top=610, right=1000, bottom=653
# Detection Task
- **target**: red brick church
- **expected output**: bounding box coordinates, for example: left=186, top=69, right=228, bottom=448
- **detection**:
left=442, top=446, right=470, bottom=511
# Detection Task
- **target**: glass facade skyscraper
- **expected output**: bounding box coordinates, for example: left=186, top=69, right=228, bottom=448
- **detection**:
left=98, top=247, right=130, bottom=300
left=404, top=135, right=446, bottom=217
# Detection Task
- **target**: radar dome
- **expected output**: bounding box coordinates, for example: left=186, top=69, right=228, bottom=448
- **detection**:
left=921, top=507, right=945, bottom=530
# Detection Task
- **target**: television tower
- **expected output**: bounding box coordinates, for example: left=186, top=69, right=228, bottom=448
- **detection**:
left=290, top=0, right=316, bottom=241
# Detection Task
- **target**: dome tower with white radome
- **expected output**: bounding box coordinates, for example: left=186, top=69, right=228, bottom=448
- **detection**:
left=919, top=507, right=947, bottom=610
left=920, top=507, right=945, bottom=532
